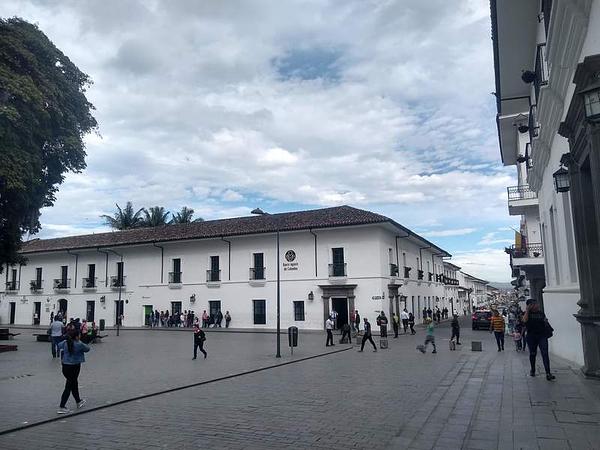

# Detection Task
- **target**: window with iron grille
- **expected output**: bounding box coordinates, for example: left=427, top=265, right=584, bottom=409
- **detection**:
left=294, top=301, right=305, bottom=321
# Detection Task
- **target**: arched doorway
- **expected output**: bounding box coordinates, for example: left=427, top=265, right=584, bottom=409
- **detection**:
left=58, top=299, right=68, bottom=318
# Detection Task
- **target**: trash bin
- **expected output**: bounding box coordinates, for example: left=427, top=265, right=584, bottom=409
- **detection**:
left=99, top=319, right=105, bottom=331
left=288, top=326, right=298, bottom=353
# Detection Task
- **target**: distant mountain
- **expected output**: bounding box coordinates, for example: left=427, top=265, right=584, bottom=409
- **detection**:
left=489, top=282, right=513, bottom=290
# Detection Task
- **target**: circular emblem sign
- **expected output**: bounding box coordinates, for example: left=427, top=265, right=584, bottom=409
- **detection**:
left=285, top=250, right=296, bottom=262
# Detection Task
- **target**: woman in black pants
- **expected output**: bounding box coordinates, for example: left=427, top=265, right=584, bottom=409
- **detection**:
left=56, top=328, right=90, bottom=414
left=523, top=300, right=555, bottom=381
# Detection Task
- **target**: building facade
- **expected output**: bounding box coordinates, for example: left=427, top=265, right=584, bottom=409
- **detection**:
left=1, top=206, right=452, bottom=330
left=491, top=0, right=600, bottom=375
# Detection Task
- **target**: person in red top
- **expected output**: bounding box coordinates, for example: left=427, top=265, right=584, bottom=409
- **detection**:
left=490, top=310, right=505, bottom=351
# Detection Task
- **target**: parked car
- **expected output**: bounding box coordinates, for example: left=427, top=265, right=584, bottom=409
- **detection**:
left=472, top=310, right=492, bottom=330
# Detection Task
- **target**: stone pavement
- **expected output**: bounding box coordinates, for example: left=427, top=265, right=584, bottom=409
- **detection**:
left=0, top=319, right=599, bottom=450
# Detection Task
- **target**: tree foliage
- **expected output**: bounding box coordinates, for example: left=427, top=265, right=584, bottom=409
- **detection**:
left=170, top=206, right=203, bottom=224
left=143, top=206, right=170, bottom=227
left=100, top=202, right=145, bottom=230
left=0, top=18, right=97, bottom=270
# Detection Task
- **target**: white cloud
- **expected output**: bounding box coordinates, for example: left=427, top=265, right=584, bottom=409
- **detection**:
left=451, top=248, right=512, bottom=283
left=4, top=0, right=518, bottom=281
left=421, top=228, right=478, bottom=237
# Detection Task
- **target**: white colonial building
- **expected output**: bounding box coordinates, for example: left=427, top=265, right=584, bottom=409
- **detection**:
left=491, top=0, right=600, bottom=376
left=1, top=206, right=454, bottom=330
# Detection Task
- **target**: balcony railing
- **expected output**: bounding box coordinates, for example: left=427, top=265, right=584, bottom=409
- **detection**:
left=30, top=279, right=43, bottom=291
left=6, top=281, right=19, bottom=291
left=428, top=272, right=434, bottom=282
left=443, top=276, right=459, bottom=286
left=110, top=276, right=126, bottom=288
left=328, top=263, right=347, bottom=277
left=249, top=267, right=265, bottom=280
left=529, top=104, right=540, bottom=141
left=169, top=272, right=182, bottom=284
left=417, top=270, right=424, bottom=280
left=206, top=270, right=221, bottom=282
left=404, top=266, right=411, bottom=278
left=82, top=277, right=97, bottom=289
left=390, top=263, right=399, bottom=277
left=53, top=278, right=71, bottom=290
left=506, top=243, right=544, bottom=259
left=534, top=44, right=549, bottom=102
left=507, top=185, right=538, bottom=201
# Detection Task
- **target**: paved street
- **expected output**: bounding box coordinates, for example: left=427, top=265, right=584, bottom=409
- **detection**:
left=1, top=319, right=599, bottom=449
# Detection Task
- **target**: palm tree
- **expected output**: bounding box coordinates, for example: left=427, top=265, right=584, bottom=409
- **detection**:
left=142, top=206, right=170, bottom=227
left=170, top=206, right=204, bottom=224
left=101, top=202, right=145, bottom=230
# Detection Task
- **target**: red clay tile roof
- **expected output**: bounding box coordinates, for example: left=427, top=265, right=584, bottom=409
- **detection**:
left=20, top=205, right=449, bottom=256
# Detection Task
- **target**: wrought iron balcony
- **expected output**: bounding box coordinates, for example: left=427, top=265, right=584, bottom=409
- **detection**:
left=505, top=243, right=544, bottom=259
left=30, top=279, right=43, bottom=291
left=169, top=272, right=182, bottom=284
left=249, top=267, right=266, bottom=280
left=534, top=44, right=549, bottom=103
left=328, top=263, right=347, bottom=277
left=404, top=266, right=412, bottom=278
left=389, top=263, right=399, bottom=277
left=428, top=272, right=434, bottom=282
left=6, top=281, right=19, bottom=291
left=110, top=276, right=126, bottom=288
left=82, top=277, right=97, bottom=289
left=417, top=270, right=424, bottom=280
left=206, top=270, right=221, bottom=282
left=53, top=278, right=71, bottom=290
left=507, top=185, right=538, bottom=201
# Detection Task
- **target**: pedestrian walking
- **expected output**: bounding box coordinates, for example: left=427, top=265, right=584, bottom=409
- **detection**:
left=523, top=300, right=555, bottom=380
left=450, top=313, right=461, bottom=345
left=408, top=312, right=416, bottom=334
left=400, top=309, right=409, bottom=334
left=225, top=311, right=231, bottom=328
left=56, top=328, right=90, bottom=414
left=330, top=310, right=338, bottom=330
left=359, top=318, right=377, bottom=352
left=427, top=307, right=432, bottom=319
left=325, top=317, right=335, bottom=347
left=392, top=312, right=400, bottom=338
left=490, top=310, right=505, bottom=351
left=202, top=310, right=208, bottom=328
left=376, top=311, right=388, bottom=337
left=354, top=310, right=361, bottom=335
left=193, top=324, right=207, bottom=359
left=216, top=310, right=223, bottom=328
left=418, top=318, right=436, bottom=354
left=50, top=315, right=64, bottom=358
left=340, top=323, right=352, bottom=344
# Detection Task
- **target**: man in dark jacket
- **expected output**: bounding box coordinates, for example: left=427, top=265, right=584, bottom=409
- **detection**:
left=359, top=318, right=377, bottom=352
left=193, top=325, right=207, bottom=359
left=450, top=314, right=461, bottom=345
left=376, top=311, right=388, bottom=337
left=354, top=310, right=361, bottom=335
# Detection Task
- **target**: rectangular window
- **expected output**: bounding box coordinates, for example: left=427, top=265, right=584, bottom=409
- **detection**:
left=171, top=258, right=182, bottom=283
left=253, top=300, right=266, bottom=325
left=252, top=253, right=264, bottom=279
left=331, top=247, right=345, bottom=276
left=294, top=301, right=305, bottom=321
left=116, top=262, right=124, bottom=284
left=208, top=256, right=220, bottom=282
left=36, top=267, right=42, bottom=283
left=61, top=265, right=68, bottom=282
left=85, top=264, right=96, bottom=288
left=11, top=268, right=17, bottom=282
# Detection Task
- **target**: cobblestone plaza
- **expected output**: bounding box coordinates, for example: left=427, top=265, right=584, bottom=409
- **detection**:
left=1, top=319, right=599, bottom=449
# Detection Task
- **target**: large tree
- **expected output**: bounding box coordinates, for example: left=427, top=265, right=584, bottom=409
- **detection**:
left=0, top=18, right=97, bottom=270
left=170, top=206, right=204, bottom=224
left=100, top=202, right=145, bottom=230
left=142, top=206, right=170, bottom=227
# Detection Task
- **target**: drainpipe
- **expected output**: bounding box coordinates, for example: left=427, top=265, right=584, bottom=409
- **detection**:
left=96, top=249, right=110, bottom=287
left=220, top=237, right=231, bottom=280
left=66, top=250, right=79, bottom=288
left=18, top=264, right=22, bottom=292
left=152, top=242, right=164, bottom=283
left=309, top=229, right=318, bottom=277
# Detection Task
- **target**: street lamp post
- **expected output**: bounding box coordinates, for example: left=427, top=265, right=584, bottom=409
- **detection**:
left=251, top=208, right=281, bottom=358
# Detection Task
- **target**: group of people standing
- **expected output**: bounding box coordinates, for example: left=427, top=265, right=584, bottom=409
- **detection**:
left=146, top=309, right=232, bottom=328
left=201, top=310, right=232, bottom=328
left=421, top=307, right=449, bottom=324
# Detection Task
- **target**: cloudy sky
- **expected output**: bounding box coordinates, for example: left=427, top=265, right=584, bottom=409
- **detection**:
left=5, top=0, right=518, bottom=282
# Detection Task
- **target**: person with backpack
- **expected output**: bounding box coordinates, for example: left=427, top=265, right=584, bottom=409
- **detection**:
left=193, top=324, right=207, bottom=359
left=450, top=313, right=461, bottom=345
left=359, top=318, right=377, bottom=352
left=523, top=299, right=555, bottom=380
left=56, top=328, right=90, bottom=414
left=376, top=311, right=388, bottom=338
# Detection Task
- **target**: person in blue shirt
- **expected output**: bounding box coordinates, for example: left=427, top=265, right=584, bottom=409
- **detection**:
left=56, top=328, right=90, bottom=414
